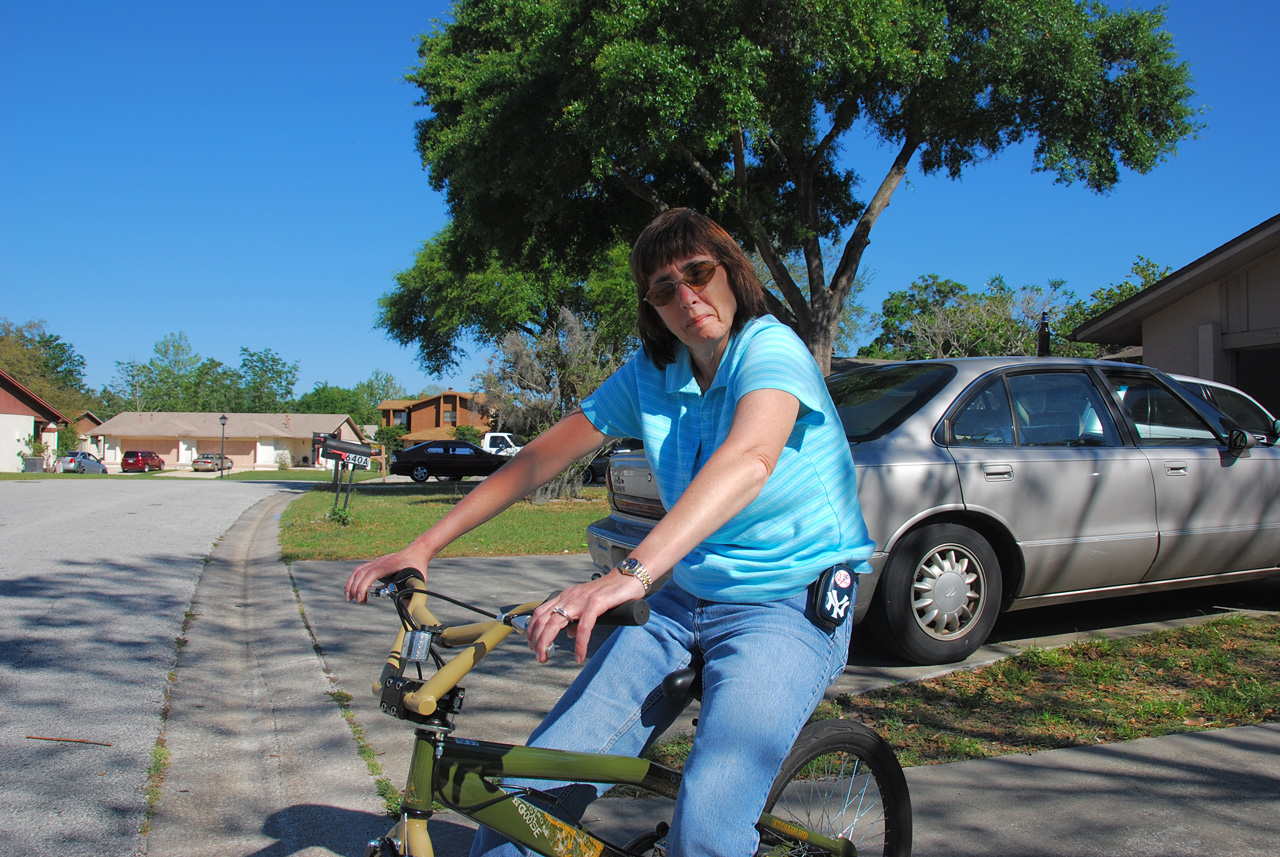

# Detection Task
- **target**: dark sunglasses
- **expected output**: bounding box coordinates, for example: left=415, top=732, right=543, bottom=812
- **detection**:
left=643, top=259, right=722, bottom=307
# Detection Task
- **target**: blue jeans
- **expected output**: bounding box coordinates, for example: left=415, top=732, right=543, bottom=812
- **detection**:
left=468, top=580, right=855, bottom=857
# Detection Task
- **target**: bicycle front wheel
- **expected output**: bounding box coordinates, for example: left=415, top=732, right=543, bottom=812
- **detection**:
left=763, top=719, right=912, bottom=857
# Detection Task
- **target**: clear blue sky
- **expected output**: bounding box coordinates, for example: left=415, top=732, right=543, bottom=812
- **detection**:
left=3, top=1, right=1277, bottom=398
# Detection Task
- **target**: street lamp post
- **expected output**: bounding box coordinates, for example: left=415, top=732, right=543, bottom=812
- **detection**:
left=219, top=414, right=228, bottom=479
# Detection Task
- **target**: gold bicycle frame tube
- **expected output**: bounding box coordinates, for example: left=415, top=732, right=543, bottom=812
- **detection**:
left=394, top=731, right=850, bottom=857
left=375, top=584, right=853, bottom=857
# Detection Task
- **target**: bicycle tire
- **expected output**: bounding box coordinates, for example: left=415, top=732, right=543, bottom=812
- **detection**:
left=762, top=719, right=912, bottom=857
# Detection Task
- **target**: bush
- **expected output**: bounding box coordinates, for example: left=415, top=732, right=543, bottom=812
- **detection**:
left=276, top=451, right=292, bottom=470
left=452, top=425, right=482, bottom=445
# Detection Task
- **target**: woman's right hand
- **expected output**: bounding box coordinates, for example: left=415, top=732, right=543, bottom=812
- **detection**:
left=344, top=546, right=430, bottom=604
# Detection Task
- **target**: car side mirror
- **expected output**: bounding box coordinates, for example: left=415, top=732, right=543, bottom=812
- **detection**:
left=1228, top=427, right=1256, bottom=456
left=1272, top=419, right=1280, bottom=436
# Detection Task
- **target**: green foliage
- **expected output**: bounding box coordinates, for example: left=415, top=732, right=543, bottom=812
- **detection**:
left=452, top=424, right=483, bottom=445
left=105, top=334, right=301, bottom=413
left=378, top=227, right=638, bottom=377
left=858, top=275, right=971, bottom=359
left=374, top=424, right=410, bottom=452
left=296, top=371, right=406, bottom=425
left=407, top=0, right=1201, bottom=369
left=0, top=318, right=102, bottom=419
left=237, top=346, right=299, bottom=412
left=1055, top=255, right=1172, bottom=358
left=860, top=255, right=1167, bottom=360
left=295, top=383, right=374, bottom=424
left=861, top=275, right=1070, bottom=359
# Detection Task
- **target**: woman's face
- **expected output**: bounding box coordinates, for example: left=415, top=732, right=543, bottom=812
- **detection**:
left=646, top=254, right=738, bottom=368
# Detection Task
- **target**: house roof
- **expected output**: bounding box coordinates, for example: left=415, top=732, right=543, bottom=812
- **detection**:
left=376, top=399, right=420, bottom=410
left=95, top=412, right=365, bottom=440
left=1071, top=212, right=1280, bottom=346
left=0, top=367, right=70, bottom=426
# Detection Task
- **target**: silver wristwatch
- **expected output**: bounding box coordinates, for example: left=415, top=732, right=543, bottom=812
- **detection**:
left=616, top=558, right=653, bottom=594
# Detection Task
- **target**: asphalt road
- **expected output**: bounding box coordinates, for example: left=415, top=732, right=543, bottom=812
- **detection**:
left=0, top=477, right=303, bottom=857
left=5, top=477, right=1277, bottom=856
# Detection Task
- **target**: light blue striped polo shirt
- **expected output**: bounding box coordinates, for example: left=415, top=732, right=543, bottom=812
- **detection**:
left=581, top=314, right=873, bottom=602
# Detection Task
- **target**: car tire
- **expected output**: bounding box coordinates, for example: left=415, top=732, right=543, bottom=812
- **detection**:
left=582, top=467, right=597, bottom=486
left=410, top=464, right=430, bottom=482
left=867, top=523, right=1002, bottom=665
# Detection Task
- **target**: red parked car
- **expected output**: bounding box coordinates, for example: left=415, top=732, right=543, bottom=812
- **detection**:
left=121, top=450, right=165, bottom=473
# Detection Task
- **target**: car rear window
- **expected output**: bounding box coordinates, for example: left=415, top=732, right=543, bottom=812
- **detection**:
left=826, top=364, right=956, bottom=441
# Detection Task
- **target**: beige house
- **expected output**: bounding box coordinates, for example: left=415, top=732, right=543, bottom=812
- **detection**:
left=94, top=412, right=367, bottom=471
left=1073, top=212, right=1280, bottom=415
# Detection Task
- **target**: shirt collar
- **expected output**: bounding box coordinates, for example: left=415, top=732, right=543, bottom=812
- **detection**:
left=664, top=327, right=745, bottom=395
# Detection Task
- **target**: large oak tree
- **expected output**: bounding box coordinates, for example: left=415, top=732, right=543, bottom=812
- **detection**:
left=407, top=0, right=1199, bottom=372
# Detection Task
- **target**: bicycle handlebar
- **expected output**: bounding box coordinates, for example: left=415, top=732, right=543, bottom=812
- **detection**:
left=372, top=568, right=648, bottom=722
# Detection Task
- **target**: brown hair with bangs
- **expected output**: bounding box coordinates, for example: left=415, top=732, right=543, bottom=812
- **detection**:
left=630, top=208, right=768, bottom=368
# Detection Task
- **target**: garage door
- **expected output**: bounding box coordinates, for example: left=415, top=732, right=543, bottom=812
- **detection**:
left=1236, top=347, right=1280, bottom=418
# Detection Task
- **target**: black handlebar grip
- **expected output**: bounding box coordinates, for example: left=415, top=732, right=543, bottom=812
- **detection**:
left=393, top=567, right=425, bottom=586
left=595, top=599, right=650, bottom=627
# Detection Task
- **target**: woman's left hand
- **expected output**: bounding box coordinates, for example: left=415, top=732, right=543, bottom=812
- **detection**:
left=528, top=571, right=648, bottom=664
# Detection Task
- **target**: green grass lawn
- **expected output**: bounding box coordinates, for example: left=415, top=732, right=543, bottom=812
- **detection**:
left=646, top=613, right=1280, bottom=772
left=279, top=482, right=610, bottom=562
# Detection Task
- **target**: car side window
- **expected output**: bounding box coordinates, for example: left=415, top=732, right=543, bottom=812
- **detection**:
left=1007, top=372, right=1123, bottom=447
left=453, top=447, right=474, bottom=455
left=425, top=445, right=446, bottom=454
left=1105, top=372, right=1218, bottom=446
left=951, top=381, right=1015, bottom=446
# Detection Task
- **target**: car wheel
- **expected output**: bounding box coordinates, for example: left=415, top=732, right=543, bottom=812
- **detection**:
left=410, top=464, right=430, bottom=482
left=582, top=467, right=597, bottom=486
left=867, top=523, right=1003, bottom=665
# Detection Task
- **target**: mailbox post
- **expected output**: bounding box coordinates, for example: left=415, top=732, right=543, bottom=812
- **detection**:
left=319, top=436, right=374, bottom=512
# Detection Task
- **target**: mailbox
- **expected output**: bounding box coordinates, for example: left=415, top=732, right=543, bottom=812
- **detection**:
left=320, top=437, right=373, bottom=471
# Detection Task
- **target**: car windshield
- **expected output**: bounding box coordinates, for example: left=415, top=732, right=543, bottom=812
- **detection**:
left=1207, top=387, right=1275, bottom=436
left=826, top=364, right=956, bottom=441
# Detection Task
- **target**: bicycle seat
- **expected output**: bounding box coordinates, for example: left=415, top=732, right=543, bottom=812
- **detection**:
left=662, top=658, right=703, bottom=700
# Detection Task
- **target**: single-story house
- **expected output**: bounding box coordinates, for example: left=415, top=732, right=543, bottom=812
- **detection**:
left=73, top=411, right=105, bottom=456
left=1072, top=212, right=1280, bottom=415
left=376, top=390, right=493, bottom=443
left=93, top=412, right=367, bottom=471
left=0, top=367, right=69, bottom=472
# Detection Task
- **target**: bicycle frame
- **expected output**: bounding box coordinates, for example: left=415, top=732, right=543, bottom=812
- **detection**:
left=370, top=576, right=857, bottom=857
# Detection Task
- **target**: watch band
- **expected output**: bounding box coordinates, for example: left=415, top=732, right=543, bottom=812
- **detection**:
left=616, top=558, right=652, bottom=594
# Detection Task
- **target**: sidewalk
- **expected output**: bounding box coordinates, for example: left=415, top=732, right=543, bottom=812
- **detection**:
left=145, top=496, right=1280, bottom=856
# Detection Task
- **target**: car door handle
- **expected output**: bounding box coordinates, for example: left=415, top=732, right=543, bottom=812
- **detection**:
left=1164, top=460, right=1188, bottom=476
left=982, top=464, right=1014, bottom=481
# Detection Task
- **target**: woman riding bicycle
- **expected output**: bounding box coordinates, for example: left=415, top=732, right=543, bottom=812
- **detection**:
left=345, top=208, right=874, bottom=856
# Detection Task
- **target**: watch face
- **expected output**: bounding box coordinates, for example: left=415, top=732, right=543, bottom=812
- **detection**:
left=619, top=559, right=641, bottom=573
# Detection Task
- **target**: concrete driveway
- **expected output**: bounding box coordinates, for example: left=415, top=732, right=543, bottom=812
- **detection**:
left=0, top=477, right=301, bottom=857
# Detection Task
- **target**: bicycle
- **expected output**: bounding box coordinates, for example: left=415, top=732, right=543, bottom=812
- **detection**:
left=364, top=569, right=913, bottom=857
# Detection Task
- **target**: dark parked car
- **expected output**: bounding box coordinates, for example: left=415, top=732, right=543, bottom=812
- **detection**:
left=587, top=357, right=1280, bottom=665
left=390, top=440, right=509, bottom=483
left=57, top=451, right=108, bottom=474
left=121, top=450, right=165, bottom=473
left=192, top=452, right=233, bottom=472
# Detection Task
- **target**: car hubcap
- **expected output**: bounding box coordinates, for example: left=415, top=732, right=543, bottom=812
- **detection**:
left=911, top=544, right=983, bottom=640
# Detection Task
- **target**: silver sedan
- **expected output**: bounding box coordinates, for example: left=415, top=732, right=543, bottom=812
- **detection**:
left=586, top=358, right=1280, bottom=664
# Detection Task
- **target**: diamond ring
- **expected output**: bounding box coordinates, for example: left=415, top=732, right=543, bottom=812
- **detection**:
left=551, top=606, right=572, bottom=621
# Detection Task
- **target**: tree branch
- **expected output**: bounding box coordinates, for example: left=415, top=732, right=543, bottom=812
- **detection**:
left=611, top=165, right=669, bottom=212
